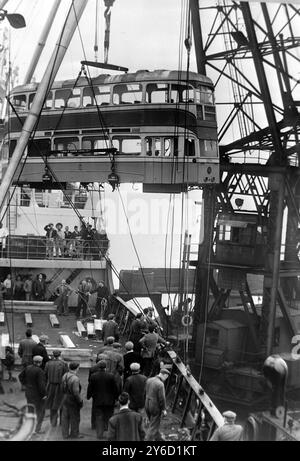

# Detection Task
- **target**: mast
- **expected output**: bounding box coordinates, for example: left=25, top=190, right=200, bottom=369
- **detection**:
left=23, top=0, right=62, bottom=84
left=0, top=0, right=89, bottom=214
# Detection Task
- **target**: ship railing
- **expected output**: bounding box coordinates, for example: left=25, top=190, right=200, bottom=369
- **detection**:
left=1, top=235, right=109, bottom=261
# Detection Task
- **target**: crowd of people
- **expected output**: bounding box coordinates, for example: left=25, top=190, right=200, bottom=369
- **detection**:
left=9, top=307, right=174, bottom=441
left=0, top=273, right=46, bottom=303
left=44, top=222, right=109, bottom=260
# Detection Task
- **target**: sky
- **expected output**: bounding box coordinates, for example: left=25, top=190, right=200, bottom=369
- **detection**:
left=1, top=0, right=299, bottom=291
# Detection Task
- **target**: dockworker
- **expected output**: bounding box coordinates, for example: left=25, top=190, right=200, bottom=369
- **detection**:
left=23, top=275, right=33, bottom=301
left=55, top=279, right=72, bottom=316
left=107, top=391, right=145, bottom=441
left=129, top=312, right=144, bottom=354
left=210, top=411, right=243, bottom=441
left=144, top=368, right=170, bottom=441
left=18, top=328, right=36, bottom=368
left=97, top=336, right=115, bottom=356
left=88, top=352, right=109, bottom=430
left=55, top=222, right=65, bottom=257
left=32, top=273, right=46, bottom=301
left=123, top=341, right=142, bottom=381
left=102, top=313, right=119, bottom=344
left=61, top=362, right=84, bottom=439
left=18, top=355, right=47, bottom=435
left=105, top=342, right=124, bottom=393
left=44, top=223, right=57, bottom=258
left=124, top=363, right=147, bottom=413
left=1, top=345, right=15, bottom=381
left=45, top=350, right=68, bottom=427
left=92, top=281, right=110, bottom=319
left=32, top=334, right=50, bottom=369
left=86, top=360, right=119, bottom=439
left=139, top=325, right=170, bottom=377
left=76, top=279, right=92, bottom=319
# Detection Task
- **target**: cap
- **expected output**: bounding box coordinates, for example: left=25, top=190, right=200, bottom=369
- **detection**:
left=33, top=355, right=43, bottom=362
left=39, top=334, right=49, bottom=342
left=106, top=336, right=115, bottom=344
left=160, top=368, right=170, bottom=376
left=125, top=341, right=133, bottom=351
left=98, top=360, right=106, bottom=369
left=53, top=350, right=61, bottom=357
left=222, top=411, right=236, bottom=420
left=130, top=362, right=140, bottom=372
left=56, top=222, right=63, bottom=228
left=136, top=313, right=143, bottom=319
left=113, top=342, right=121, bottom=348
left=108, top=314, right=115, bottom=320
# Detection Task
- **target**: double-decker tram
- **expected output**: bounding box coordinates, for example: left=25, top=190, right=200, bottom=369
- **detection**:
left=2, top=69, right=219, bottom=192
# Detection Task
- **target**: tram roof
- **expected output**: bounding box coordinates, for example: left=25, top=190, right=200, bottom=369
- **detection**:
left=11, top=69, right=213, bottom=93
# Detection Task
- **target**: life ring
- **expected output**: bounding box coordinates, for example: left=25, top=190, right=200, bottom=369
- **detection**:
left=181, top=314, right=193, bottom=327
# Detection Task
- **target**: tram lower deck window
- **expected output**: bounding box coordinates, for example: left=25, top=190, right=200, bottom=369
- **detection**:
left=54, top=137, right=79, bottom=156
left=28, top=138, right=51, bottom=157
left=113, top=137, right=141, bottom=154
left=82, top=136, right=111, bottom=154
left=185, top=138, right=195, bottom=156
left=200, top=140, right=218, bottom=157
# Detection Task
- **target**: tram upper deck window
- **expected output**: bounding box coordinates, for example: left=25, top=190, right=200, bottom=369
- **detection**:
left=54, top=88, right=80, bottom=109
left=146, top=83, right=169, bottom=103
left=170, top=84, right=194, bottom=103
left=83, top=85, right=110, bottom=106
left=44, top=92, right=53, bottom=109
left=28, top=138, right=51, bottom=157
left=54, top=137, right=79, bottom=156
left=11, top=94, right=26, bottom=111
left=195, top=85, right=214, bottom=105
left=82, top=136, right=111, bottom=154
left=113, top=84, right=142, bottom=105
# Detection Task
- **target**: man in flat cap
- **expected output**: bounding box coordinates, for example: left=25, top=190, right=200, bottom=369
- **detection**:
left=18, top=355, right=47, bottom=435
left=45, top=350, right=68, bottom=427
left=105, top=342, right=124, bottom=393
left=87, top=360, right=119, bottom=439
left=210, top=411, right=243, bottom=441
left=124, top=363, right=147, bottom=413
left=61, top=362, right=84, bottom=439
left=32, top=335, right=50, bottom=369
left=102, top=313, right=119, bottom=344
left=144, top=368, right=170, bottom=441
left=123, top=341, right=142, bottom=381
left=139, top=324, right=170, bottom=377
left=91, top=281, right=110, bottom=319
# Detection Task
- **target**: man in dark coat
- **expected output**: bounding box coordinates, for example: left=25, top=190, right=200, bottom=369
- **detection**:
left=123, top=341, right=141, bottom=381
left=107, top=392, right=145, bottom=441
left=92, top=281, right=110, bottom=318
left=86, top=360, right=119, bottom=439
left=144, top=368, right=170, bottom=441
left=18, top=355, right=47, bottom=434
left=18, top=328, right=36, bottom=368
left=124, top=363, right=147, bottom=412
left=102, top=314, right=119, bottom=343
left=32, top=335, right=50, bottom=370
left=76, top=279, right=92, bottom=319
left=32, top=273, right=46, bottom=301
left=129, top=312, right=144, bottom=354
left=139, top=325, right=169, bottom=377
left=61, top=362, right=84, bottom=439
left=88, top=352, right=109, bottom=430
left=45, top=350, right=68, bottom=427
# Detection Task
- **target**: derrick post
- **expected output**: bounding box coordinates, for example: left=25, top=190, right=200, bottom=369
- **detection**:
left=192, top=186, right=216, bottom=345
